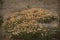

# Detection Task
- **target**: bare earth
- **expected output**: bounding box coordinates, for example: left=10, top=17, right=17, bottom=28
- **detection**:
left=1, top=0, right=58, bottom=15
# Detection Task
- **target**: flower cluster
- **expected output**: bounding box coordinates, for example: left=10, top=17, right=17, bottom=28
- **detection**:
left=3, top=8, right=58, bottom=36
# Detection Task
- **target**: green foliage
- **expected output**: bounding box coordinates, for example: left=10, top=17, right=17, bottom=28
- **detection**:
left=0, top=0, right=3, bottom=5
left=26, top=5, right=30, bottom=8
left=11, top=27, right=60, bottom=40
left=0, top=0, right=3, bottom=9
left=37, top=15, right=58, bottom=23
left=0, top=15, right=3, bottom=25
left=33, top=10, right=38, bottom=13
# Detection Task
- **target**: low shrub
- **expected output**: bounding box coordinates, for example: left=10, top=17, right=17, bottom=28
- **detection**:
left=2, top=8, right=59, bottom=40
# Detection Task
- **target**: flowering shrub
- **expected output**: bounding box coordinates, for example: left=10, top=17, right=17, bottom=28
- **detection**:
left=2, top=8, right=59, bottom=40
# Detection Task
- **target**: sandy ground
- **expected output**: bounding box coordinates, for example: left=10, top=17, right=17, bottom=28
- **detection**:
left=1, top=0, right=58, bottom=15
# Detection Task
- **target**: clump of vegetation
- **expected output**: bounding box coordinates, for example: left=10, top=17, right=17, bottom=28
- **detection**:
left=2, top=8, right=59, bottom=40
left=0, top=15, right=3, bottom=25
left=27, top=5, right=30, bottom=8
left=0, top=15, right=3, bottom=40
left=11, top=27, right=60, bottom=40
left=0, top=0, right=3, bottom=4
left=0, top=0, right=3, bottom=8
